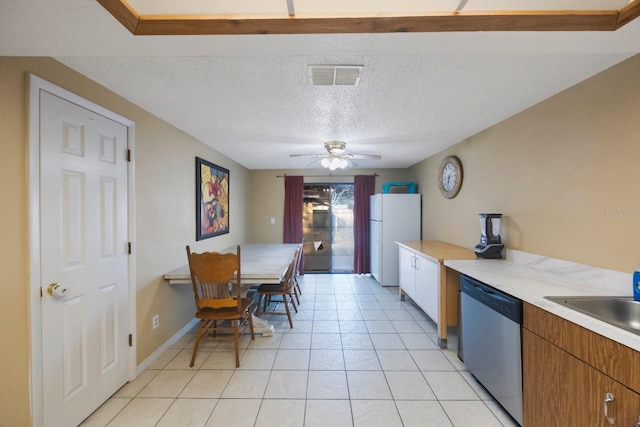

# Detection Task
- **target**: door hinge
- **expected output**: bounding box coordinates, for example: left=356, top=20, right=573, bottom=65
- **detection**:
left=129, top=334, right=133, bottom=347
left=127, top=242, right=132, bottom=254
left=126, top=149, right=131, bottom=162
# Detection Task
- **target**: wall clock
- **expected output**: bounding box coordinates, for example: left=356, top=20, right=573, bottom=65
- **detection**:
left=438, top=155, right=463, bottom=199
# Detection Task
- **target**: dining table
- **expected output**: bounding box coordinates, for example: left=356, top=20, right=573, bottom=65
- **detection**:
left=164, top=243, right=301, bottom=336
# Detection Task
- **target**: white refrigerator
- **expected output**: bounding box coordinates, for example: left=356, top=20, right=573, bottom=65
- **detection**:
left=370, top=193, right=421, bottom=286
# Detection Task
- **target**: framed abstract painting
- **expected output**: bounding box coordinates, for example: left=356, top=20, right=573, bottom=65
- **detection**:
left=195, top=157, right=229, bottom=240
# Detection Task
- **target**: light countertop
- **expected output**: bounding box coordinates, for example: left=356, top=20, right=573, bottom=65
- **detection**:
left=396, top=240, right=476, bottom=263
left=444, top=251, right=639, bottom=352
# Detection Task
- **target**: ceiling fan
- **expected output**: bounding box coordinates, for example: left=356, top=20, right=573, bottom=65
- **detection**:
left=290, top=141, right=382, bottom=170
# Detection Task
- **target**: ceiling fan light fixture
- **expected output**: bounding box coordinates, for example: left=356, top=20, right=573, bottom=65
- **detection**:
left=321, top=156, right=348, bottom=170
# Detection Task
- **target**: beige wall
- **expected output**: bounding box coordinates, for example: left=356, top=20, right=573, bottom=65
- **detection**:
left=133, top=113, right=248, bottom=361
left=247, top=169, right=413, bottom=243
left=0, top=59, right=31, bottom=426
left=409, top=53, right=640, bottom=273
left=0, top=57, right=249, bottom=425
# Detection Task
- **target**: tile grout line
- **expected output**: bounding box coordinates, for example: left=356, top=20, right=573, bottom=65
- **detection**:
left=88, top=274, right=514, bottom=427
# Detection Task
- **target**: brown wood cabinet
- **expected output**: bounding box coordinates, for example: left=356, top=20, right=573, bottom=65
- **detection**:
left=523, top=303, right=640, bottom=426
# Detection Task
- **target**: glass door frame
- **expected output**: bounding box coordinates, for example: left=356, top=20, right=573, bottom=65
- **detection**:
left=302, top=183, right=354, bottom=273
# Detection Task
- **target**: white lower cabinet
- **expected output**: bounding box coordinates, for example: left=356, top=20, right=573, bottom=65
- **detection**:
left=399, top=246, right=416, bottom=298
left=414, top=254, right=438, bottom=322
left=399, top=246, right=439, bottom=322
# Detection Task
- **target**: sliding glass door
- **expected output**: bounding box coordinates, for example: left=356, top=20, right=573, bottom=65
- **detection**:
left=302, top=184, right=354, bottom=273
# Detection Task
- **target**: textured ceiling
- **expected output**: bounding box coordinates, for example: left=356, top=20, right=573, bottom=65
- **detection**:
left=2, top=0, right=640, bottom=169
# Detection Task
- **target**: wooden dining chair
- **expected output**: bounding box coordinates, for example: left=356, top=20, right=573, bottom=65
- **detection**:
left=255, top=248, right=299, bottom=328
left=292, top=240, right=304, bottom=305
left=185, top=245, right=254, bottom=368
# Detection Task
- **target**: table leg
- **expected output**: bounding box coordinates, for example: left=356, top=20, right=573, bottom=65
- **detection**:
left=244, top=286, right=275, bottom=336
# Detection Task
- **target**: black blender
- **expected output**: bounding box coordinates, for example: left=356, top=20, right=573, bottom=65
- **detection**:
left=474, top=213, right=504, bottom=259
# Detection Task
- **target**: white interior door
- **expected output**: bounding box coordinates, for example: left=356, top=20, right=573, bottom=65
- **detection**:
left=39, top=90, right=130, bottom=427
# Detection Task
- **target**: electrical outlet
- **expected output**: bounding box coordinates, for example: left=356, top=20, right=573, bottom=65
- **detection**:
left=152, top=314, right=159, bottom=330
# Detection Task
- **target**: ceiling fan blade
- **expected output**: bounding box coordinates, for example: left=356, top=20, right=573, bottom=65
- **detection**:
left=289, top=153, right=326, bottom=158
left=290, top=142, right=381, bottom=166
left=348, top=153, right=382, bottom=160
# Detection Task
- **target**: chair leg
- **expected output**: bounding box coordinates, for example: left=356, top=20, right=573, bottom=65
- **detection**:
left=190, top=320, right=204, bottom=367
left=290, top=292, right=298, bottom=313
left=284, top=295, right=293, bottom=328
left=233, top=319, right=240, bottom=368
left=247, top=309, right=255, bottom=340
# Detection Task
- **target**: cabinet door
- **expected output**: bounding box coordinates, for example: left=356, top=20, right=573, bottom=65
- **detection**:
left=414, top=255, right=438, bottom=322
left=398, top=247, right=416, bottom=300
left=523, top=329, right=640, bottom=426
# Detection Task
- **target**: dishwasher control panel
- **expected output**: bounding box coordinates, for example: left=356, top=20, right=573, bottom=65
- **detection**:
left=460, top=275, right=522, bottom=324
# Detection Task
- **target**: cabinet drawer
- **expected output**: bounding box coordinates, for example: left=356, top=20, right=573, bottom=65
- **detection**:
left=524, top=303, right=640, bottom=394
left=524, top=329, right=640, bottom=426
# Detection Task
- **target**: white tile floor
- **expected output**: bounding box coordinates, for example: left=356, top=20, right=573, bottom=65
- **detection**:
left=81, top=274, right=519, bottom=427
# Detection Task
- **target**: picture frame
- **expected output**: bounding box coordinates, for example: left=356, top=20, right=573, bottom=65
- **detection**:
left=195, top=157, right=230, bottom=240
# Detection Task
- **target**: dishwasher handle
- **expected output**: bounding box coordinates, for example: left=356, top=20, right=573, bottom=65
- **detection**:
left=473, top=283, right=515, bottom=305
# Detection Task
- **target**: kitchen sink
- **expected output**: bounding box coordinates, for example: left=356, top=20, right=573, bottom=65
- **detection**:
left=544, top=296, right=640, bottom=336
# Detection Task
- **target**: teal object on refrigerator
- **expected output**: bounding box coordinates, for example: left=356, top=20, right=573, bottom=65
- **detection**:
left=382, top=182, right=417, bottom=194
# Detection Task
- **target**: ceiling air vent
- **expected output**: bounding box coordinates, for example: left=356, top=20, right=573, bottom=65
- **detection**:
left=308, top=65, right=363, bottom=86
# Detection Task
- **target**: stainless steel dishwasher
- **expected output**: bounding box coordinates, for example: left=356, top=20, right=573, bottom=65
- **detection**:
left=460, top=274, right=523, bottom=426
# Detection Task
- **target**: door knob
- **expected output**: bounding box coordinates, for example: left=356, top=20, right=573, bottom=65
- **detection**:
left=47, top=283, right=68, bottom=298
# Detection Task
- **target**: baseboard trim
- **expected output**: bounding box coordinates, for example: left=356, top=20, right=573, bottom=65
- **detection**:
left=136, top=318, right=199, bottom=376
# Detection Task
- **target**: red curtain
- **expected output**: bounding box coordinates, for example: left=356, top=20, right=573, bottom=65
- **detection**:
left=353, top=175, right=376, bottom=274
left=283, top=175, right=304, bottom=273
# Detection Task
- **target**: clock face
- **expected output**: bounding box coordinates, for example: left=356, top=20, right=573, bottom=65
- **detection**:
left=438, top=156, right=463, bottom=198
left=442, top=163, right=457, bottom=192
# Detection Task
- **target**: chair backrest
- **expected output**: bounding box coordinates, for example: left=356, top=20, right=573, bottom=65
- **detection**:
left=185, top=245, right=241, bottom=312
left=295, top=239, right=304, bottom=276
left=281, top=247, right=299, bottom=292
